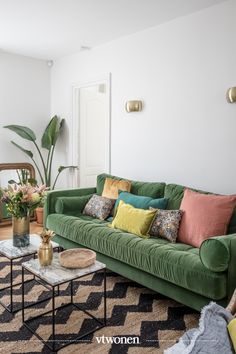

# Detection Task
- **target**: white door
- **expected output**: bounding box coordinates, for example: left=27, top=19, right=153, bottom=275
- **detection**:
left=79, top=82, right=110, bottom=187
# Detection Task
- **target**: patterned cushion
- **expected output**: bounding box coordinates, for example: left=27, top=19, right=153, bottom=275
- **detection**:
left=83, top=195, right=115, bottom=220
left=149, top=208, right=183, bottom=242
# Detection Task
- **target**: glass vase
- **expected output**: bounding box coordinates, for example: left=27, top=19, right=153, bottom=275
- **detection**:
left=12, top=215, right=30, bottom=247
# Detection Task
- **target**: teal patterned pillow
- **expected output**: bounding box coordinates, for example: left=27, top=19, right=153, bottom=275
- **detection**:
left=149, top=208, right=183, bottom=242
left=83, top=195, right=115, bottom=220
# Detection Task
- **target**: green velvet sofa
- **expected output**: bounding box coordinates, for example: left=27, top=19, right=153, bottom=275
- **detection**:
left=45, top=173, right=236, bottom=311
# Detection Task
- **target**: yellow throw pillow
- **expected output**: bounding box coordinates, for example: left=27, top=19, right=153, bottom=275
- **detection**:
left=228, top=318, right=236, bottom=352
left=110, top=200, right=157, bottom=237
left=102, top=177, right=131, bottom=199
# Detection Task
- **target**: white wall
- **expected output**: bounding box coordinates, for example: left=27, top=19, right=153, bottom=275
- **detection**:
left=0, top=52, right=50, bottom=183
left=51, top=0, right=236, bottom=194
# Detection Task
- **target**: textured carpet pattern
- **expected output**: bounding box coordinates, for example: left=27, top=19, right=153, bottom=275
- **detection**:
left=0, top=256, right=199, bottom=354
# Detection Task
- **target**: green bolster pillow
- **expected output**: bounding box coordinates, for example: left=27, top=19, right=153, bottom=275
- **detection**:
left=55, top=194, right=93, bottom=215
left=200, top=236, right=230, bottom=272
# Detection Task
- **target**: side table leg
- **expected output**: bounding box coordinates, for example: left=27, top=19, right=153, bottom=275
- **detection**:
left=33, top=254, right=36, bottom=280
left=71, top=280, right=73, bottom=304
left=22, top=267, right=25, bottom=323
left=104, top=268, right=107, bottom=326
left=9, top=260, right=13, bottom=312
left=52, top=286, right=55, bottom=352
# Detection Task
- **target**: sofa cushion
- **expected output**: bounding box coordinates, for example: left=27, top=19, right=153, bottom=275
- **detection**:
left=228, top=319, right=236, bottom=352
left=83, top=194, right=115, bottom=220
left=110, top=200, right=157, bottom=237
left=55, top=195, right=93, bottom=216
left=47, top=214, right=227, bottom=300
left=165, top=183, right=236, bottom=235
left=97, top=173, right=166, bottom=198
left=102, top=177, right=131, bottom=199
left=200, top=236, right=231, bottom=272
left=178, top=189, right=236, bottom=247
left=115, top=191, right=168, bottom=211
left=149, top=208, right=183, bottom=242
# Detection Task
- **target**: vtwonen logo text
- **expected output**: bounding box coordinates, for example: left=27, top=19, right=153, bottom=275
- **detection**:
left=96, top=336, right=140, bottom=344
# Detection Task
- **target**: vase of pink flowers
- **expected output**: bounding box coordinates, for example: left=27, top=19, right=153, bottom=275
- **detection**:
left=12, top=214, right=30, bottom=247
left=1, top=183, right=46, bottom=247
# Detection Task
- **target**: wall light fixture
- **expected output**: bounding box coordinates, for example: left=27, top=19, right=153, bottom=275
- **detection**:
left=125, top=100, right=143, bottom=112
left=226, top=87, right=236, bottom=103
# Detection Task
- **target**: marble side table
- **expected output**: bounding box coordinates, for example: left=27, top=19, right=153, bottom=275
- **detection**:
left=22, top=254, right=106, bottom=353
left=0, top=234, right=59, bottom=313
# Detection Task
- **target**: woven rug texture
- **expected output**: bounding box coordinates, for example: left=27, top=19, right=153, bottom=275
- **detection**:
left=0, top=257, right=199, bottom=354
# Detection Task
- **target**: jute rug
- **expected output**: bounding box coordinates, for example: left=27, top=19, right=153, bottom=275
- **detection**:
left=0, top=257, right=199, bottom=354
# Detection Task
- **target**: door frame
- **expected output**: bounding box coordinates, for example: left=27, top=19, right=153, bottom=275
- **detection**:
left=71, top=73, right=111, bottom=187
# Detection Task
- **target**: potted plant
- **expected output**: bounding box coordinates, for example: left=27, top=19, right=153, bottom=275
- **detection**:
left=4, top=116, right=77, bottom=224
left=35, top=194, right=47, bottom=226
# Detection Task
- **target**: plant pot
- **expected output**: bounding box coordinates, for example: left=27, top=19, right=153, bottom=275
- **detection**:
left=36, top=207, right=44, bottom=225
left=12, top=215, right=30, bottom=247
left=38, top=241, right=53, bottom=266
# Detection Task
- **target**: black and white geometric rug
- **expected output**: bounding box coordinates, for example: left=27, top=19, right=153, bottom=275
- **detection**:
left=0, top=257, right=199, bottom=353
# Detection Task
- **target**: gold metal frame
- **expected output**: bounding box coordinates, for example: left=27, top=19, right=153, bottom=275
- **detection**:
left=0, top=163, right=36, bottom=226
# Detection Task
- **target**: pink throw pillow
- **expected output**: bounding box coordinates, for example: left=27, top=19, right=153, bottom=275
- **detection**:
left=178, top=189, right=236, bottom=248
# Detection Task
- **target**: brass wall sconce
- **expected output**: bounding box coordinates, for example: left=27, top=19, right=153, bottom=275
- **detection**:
left=226, top=87, right=236, bottom=103
left=125, top=100, right=143, bottom=112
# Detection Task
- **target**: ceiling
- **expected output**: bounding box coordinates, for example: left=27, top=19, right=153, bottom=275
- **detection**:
left=0, top=0, right=228, bottom=60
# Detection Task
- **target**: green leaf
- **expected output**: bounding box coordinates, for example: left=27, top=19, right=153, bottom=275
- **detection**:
left=11, top=141, right=34, bottom=158
left=4, top=125, right=36, bottom=141
left=53, top=118, right=65, bottom=146
left=52, top=165, right=78, bottom=189
left=58, top=165, right=78, bottom=173
left=53, top=118, right=65, bottom=145
left=28, top=178, right=37, bottom=186
left=8, top=179, right=17, bottom=184
left=41, top=116, right=64, bottom=150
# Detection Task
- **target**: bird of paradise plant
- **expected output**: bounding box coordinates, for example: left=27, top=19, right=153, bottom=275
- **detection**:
left=4, top=116, right=77, bottom=189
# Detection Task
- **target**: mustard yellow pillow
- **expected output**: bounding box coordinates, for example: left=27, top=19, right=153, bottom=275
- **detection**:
left=228, top=318, right=236, bottom=352
left=102, top=177, right=131, bottom=199
left=110, top=200, right=157, bottom=237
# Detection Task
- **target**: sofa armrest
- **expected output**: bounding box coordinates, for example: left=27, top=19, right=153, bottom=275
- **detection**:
left=200, top=233, right=236, bottom=303
left=55, top=194, right=93, bottom=216
left=200, top=236, right=231, bottom=272
left=44, top=187, right=96, bottom=225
